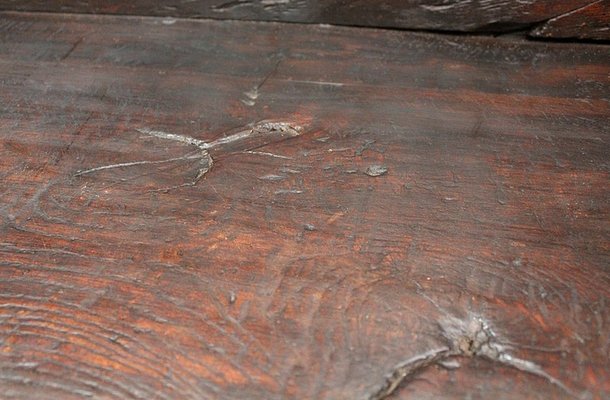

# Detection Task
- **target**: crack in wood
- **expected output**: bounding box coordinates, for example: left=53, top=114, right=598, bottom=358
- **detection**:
left=369, top=347, right=452, bottom=400
left=74, top=120, right=305, bottom=192
left=370, top=314, right=580, bottom=400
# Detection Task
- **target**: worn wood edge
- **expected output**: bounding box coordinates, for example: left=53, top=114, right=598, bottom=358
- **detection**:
left=2, top=9, right=610, bottom=53
left=0, top=0, right=604, bottom=38
left=530, top=0, right=610, bottom=41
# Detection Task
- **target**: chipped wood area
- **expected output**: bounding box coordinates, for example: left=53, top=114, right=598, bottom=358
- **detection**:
left=0, top=0, right=604, bottom=35
left=0, top=11, right=609, bottom=400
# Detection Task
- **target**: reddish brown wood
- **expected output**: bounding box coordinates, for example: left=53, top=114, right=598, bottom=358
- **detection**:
left=0, top=11, right=609, bottom=400
left=531, top=0, right=610, bottom=41
left=0, top=0, right=600, bottom=32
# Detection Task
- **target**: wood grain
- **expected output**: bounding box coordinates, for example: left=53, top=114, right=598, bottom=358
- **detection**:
left=531, top=0, right=610, bottom=41
left=0, top=0, right=600, bottom=33
left=0, top=11, right=609, bottom=400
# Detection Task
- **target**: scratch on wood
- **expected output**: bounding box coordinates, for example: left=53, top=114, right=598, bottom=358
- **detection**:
left=243, top=150, right=292, bottom=159
left=241, top=58, right=282, bottom=106
left=258, top=174, right=285, bottom=181
left=211, top=0, right=252, bottom=12
left=288, top=79, right=345, bottom=87
left=274, top=189, right=303, bottom=194
left=61, top=36, right=84, bottom=61
left=420, top=4, right=460, bottom=12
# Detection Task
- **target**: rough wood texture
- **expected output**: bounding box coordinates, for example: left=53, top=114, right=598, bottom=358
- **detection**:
left=0, top=0, right=601, bottom=32
left=531, top=0, right=610, bottom=41
left=0, top=11, right=609, bottom=400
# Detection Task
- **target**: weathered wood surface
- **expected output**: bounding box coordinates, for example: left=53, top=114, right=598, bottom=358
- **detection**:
left=0, top=11, right=609, bottom=400
left=531, top=0, right=610, bottom=41
left=0, top=0, right=603, bottom=33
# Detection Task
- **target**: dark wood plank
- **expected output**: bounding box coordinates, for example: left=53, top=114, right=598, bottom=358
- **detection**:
left=531, top=0, right=610, bottom=41
left=0, top=0, right=599, bottom=32
left=0, top=11, right=609, bottom=400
